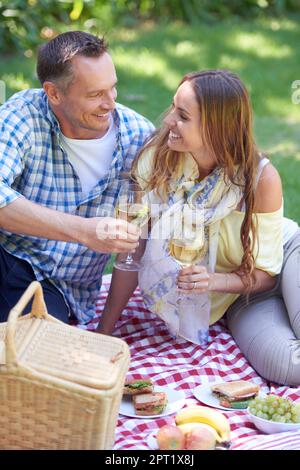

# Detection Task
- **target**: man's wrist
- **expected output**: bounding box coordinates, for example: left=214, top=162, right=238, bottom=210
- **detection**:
left=68, top=214, right=88, bottom=244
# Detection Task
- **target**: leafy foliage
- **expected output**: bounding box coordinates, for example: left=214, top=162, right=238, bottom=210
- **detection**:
left=0, top=0, right=72, bottom=53
left=1, top=0, right=300, bottom=53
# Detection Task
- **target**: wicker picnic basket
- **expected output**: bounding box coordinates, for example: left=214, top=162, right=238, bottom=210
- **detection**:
left=0, top=281, right=130, bottom=450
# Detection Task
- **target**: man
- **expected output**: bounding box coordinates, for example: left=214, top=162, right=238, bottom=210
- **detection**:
left=0, top=31, right=154, bottom=325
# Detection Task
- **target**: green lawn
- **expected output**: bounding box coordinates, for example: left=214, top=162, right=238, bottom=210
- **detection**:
left=1, top=15, right=299, bottom=273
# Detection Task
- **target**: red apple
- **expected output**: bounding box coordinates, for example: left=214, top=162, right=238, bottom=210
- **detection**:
left=185, top=427, right=216, bottom=450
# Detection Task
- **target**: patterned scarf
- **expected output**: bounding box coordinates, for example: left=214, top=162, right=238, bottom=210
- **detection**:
left=139, top=155, right=243, bottom=345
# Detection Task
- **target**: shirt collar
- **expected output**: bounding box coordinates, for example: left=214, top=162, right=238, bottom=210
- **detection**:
left=43, top=92, right=61, bottom=133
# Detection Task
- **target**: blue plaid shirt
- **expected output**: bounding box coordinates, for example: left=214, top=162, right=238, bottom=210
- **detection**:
left=0, top=89, right=154, bottom=323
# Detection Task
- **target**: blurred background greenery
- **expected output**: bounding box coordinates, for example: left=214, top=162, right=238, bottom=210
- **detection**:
left=1, top=1, right=299, bottom=272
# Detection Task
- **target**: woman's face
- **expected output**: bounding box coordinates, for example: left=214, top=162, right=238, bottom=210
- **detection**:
left=164, top=80, right=216, bottom=170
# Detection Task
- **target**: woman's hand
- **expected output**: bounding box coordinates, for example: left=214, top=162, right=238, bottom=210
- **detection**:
left=177, top=265, right=213, bottom=293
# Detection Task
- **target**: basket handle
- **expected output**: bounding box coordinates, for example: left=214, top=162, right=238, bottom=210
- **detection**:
left=6, top=281, right=51, bottom=366
left=110, top=350, right=124, bottom=363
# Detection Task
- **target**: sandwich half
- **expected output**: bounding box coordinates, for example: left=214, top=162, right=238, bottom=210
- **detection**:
left=123, top=378, right=154, bottom=395
left=211, top=380, right=260, bottom=409
left=133, top=392, right=168, bottom=416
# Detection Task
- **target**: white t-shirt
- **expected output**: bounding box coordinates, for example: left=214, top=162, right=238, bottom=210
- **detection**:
left=60, top=117, right=117, bottom=197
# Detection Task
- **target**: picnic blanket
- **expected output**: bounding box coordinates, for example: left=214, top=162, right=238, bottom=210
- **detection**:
left=85, top=274, right=300, bottom=450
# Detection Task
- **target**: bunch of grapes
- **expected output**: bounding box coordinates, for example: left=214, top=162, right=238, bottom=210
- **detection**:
left=249, top=395, right=300, bottom=423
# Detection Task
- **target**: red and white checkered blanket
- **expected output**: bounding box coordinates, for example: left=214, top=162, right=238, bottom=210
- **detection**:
left=86, top=275, right=300, bottom=450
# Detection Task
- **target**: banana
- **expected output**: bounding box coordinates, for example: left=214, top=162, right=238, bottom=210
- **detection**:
left=175, top=406, right=230, bottom=442
left=177, top=422, right=221, bottom=443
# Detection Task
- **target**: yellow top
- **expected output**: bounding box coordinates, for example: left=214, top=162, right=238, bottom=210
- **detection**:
left=135, top=150, right=283, bottom=324
left=210, top=207, right=283, bottom=323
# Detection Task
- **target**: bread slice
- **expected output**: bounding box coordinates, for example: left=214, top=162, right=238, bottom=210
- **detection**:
left=133, top=392, right=167, bottom=416
left=211, top=380, right=260, bottom=399
left=123, top=378, right=153, bottom=396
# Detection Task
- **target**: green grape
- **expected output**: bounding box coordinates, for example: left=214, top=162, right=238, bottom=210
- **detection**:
left=293, top=405, right=300, bottom=414
left=285, top=412, right=291, bottom=421
left=250, top=395, right=300, bottom=423
left=283, top=402, right=291, bottom=412
left=267, top=395, right=276, bottom=402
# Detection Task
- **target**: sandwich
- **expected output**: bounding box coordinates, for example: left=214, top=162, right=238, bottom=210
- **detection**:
left=133, top=392, right=168, bottom=416
left=123, top=377, right=154, bottom=396
left=211, top=380, right=260, bottom=409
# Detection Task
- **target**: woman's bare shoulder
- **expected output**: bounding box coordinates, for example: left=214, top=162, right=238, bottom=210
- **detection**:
left=254, top=162, right=282, bottom=213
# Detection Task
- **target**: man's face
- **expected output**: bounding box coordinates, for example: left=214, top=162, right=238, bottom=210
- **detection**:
left=53, top=52, right=117, bottom=139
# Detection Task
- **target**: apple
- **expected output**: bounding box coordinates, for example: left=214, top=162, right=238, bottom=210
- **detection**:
left=156, top=425, right=185, bottom=450
left=185, top=427, right=216, bottom=450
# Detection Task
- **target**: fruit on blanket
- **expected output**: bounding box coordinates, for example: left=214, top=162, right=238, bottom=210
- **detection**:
left=185, top=426, right=216, bottom=450
left=177, top=422, right=221, bottom=443
left=249, top=395, right=300, bottom=423
left=156, top=425, right=185, bottom=450
left=175, top=405, right=230, bottom=443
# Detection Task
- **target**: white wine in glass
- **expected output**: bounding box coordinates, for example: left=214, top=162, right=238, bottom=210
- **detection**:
left=169, top=238, right=206, bottom=268
left=114, top=182, right=150, bottom=271
left=116, top=202, right=150, bottom=227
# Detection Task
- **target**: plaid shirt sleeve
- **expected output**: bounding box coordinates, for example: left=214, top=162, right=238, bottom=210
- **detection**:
left=0, top=105, right=29, bottom=208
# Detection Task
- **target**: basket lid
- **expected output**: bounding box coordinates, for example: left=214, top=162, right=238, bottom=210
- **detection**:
left=8, top=318, right=129, bottom=390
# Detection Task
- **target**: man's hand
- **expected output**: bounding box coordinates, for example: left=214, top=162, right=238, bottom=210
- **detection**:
left=81, top=217, right=141, bottom=253
left=0, top=198, right=140, bottom=254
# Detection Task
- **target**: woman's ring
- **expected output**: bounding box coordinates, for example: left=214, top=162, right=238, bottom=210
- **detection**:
left=192, top=281, right=196, bottom=290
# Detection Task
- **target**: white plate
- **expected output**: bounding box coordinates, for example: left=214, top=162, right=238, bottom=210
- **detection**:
left=119, top=386, right=185, bottom=419
left=193, top=380, right=261, bottom=411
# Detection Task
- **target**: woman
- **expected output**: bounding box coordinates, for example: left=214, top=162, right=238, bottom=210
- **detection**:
left=98, top=70, right=300, bottom=386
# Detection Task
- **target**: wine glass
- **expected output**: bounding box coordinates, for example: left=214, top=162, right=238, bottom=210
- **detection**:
left=114, top=181, right=150, bottom=271
left=169, top=203, right=206, bottom=267
left=169, top=203, right=210, bottom=344
left=169, top=203, right=207, bottom=300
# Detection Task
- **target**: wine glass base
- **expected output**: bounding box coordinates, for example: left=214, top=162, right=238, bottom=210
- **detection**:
left=114, top=260, right=142, bottom=271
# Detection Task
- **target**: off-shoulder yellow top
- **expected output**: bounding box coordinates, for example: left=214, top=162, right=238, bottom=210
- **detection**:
left=135, top=150, right=283, bottom=324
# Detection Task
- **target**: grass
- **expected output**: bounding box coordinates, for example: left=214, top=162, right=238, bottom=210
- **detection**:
left=1, top=15, right=299, bottom=273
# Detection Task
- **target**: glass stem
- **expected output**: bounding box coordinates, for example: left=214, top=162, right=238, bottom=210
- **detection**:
left=176, top=261, right=190, bottom=304
left=125, top=253, right=133, bottom=264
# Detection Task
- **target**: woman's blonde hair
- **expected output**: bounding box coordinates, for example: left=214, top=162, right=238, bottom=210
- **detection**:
left=133, top=70, right=261, bottom=290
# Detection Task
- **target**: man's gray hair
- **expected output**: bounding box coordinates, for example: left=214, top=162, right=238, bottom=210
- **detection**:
left=37, top=31, right=108, bottom=92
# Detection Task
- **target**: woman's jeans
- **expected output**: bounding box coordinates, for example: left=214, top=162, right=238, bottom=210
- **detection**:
left=227, top=230, right=300, bottom=386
